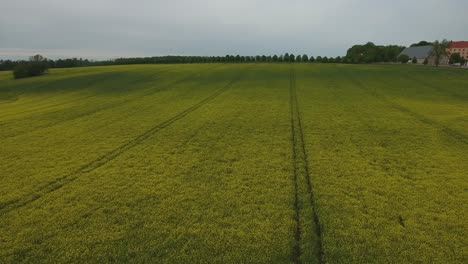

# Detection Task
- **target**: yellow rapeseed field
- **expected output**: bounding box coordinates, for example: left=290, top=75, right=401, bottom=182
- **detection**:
left=0, top=64, right=466, bottom=263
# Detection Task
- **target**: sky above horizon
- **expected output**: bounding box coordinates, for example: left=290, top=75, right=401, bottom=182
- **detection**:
left=1, top=0, right=468, bottom=60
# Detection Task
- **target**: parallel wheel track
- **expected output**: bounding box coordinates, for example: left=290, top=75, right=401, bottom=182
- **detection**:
left=289, top=65, right=323, bottom=264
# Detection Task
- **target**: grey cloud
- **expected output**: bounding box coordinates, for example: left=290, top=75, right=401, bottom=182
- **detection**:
left=1, top=0, right=467, bottom=60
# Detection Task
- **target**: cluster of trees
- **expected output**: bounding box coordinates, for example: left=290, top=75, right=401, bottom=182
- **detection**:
left=345, top=42, right=405, bottom=63
left=12, top=55, right=49, bottom=79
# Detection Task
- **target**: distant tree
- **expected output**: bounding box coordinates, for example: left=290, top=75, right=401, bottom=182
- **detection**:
left=423, top=58, right=429, bottom=65
left=431, top=39, right=450, bottom=66
left=316, top=56, right=323, bottom=63
left=28, top=54, right=48, bottom=75
left=301, top=54, right=308, bottom=62
left=279, top=55, right=284, bottom=62
left=288, top=54, right=294, bottom=62
left=309, top=56, right=315, bottom=62
left=397, top=54, right=410, bottom=63
left=335, top=56, right=342, bottom=63
left=295, top=55, right=301, bottom=62
left=328, top=57, right=335, bottom=63
left=412, top=57, right=418, bottom=64
left=322, top=56, right=329, bottom=63
left=273, top=55, right=278, bottom=62
left=284, top=53, right=290, bottom=62
left=449, top=53, right=462, bottom=64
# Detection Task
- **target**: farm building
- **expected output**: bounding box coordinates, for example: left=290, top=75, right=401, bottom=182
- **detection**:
left=398, top=46, right=433, bottom=64
left=447, top=41, right=468, bottom=59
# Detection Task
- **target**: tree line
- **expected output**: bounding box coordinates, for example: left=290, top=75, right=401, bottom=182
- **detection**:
left=1, top=53, right=350, bottom=72
left=3, top=54, right=351, bottom=79
left=0, top=43, right=424, bottom=73
left=2, top=40, right=462, bottom=79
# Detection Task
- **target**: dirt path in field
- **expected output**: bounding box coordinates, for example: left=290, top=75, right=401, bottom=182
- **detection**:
left=289, top=65, right=323, bottom=263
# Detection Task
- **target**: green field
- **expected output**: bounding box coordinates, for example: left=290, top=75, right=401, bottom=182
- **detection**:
left=0, top=64, right=467, bottom=263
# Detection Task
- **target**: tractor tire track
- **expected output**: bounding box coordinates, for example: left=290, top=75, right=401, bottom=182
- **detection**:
left=289, top=66, right=323, bottom=264
left=0, top=68, right=242, bottom=216
left=0, top=66, right=221, bottom=140
left=346, top=74, right=468, bottom=145
left=289, top=67, right=302, bottom=264
left=62, top=99, right=249, bottom=236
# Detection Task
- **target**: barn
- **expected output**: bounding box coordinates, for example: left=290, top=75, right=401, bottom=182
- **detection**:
left=398, top=45, right=433, bottom=64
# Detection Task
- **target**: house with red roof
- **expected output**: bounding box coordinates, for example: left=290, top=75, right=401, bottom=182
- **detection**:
left=447, top=41, right=468, bottom=59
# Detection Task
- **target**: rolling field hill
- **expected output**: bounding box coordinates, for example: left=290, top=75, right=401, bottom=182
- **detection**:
left=0, top=64, right=467, bottom=263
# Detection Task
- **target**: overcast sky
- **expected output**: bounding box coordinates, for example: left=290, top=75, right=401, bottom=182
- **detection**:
left=1, top=0, right=468, bottom=60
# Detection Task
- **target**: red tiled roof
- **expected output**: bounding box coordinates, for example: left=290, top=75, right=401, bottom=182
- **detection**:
left=449, top=41, right=468, bottom=49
